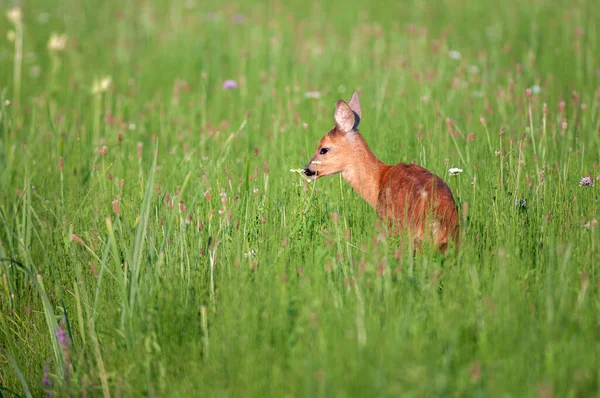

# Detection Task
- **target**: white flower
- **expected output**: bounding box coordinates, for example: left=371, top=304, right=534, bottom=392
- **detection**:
left=448, top=168, right=463, bottom=176
left=448, top=50, right=462, bottom=60
left=290, top=168, right=305, bottom=174
left=304, top=91, right=321, bottom=99
left=6, top=7, right=22, bottom=25
left=531, top=85, right=541, bottom=94
left=48, top=33, right=68, bottom=52
left=311, top=160, right=321, bottom=165
left=92, top=76, right=112, bottom=94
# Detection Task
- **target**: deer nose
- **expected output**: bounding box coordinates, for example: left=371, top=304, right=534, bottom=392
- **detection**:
left=304, top=168, right=316, bottom=177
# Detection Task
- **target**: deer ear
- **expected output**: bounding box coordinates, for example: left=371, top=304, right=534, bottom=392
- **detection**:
left=348, top=92, right=362, bottom=119
left=334, top=100, right=356, bottom=133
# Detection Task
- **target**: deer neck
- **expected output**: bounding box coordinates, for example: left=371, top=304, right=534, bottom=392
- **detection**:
left=341, top=134, right=387, bottom=209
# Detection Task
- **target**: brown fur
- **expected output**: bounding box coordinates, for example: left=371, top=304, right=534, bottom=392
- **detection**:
left=304, top=93, right=458, bottom=253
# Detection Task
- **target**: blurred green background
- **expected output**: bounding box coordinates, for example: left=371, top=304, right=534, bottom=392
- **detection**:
left=1, top=0, right=598, bottom=396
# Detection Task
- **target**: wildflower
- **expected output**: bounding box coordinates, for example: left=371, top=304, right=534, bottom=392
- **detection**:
left=92, top=76, right=112, bottom=94
left=583, top=219, right=597, bottom=229
left=222, top=80, right=238, bottom=90
left=531, top=85, right=541, bottom=94
left=47, top=33, right=68, bottom=52
left=290, top=168, right=305, bottom=174
left=43, top=364, right=51, bottom=387
left=6, top=7, right=22, bottom=25
left=231, top=13, right=246, bottom=24
left=304, top=91, right=321, bottom=99
left=572, top=91, right=580, bottom=106
left=244, top=249, right=257, bottom=258
left=56, top=321, right=72, bottom=381
left=112, top=199, right=120, bottom=215
left=448, top=50, right=462, bottom=60
left=448, top=168, right=463, bottom=176
left=89, top=262, right=98, bottom=278
left=71, top=234, right=84, bottom=245
left=579, top=176, right=593, bottom=187
left=56, top=325, right=69, bottom=346
left=519, top=198, right=527, bottom=208
left=311, top=160, right=321, bottom=165
left=43, top=361, right=52, bottom=397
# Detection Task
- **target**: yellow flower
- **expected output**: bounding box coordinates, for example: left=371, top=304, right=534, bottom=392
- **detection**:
left=6, top=7, right=22, bottom=25
left=92, top=76, right=112, bottom=94
left=48, top=33, right=68, bottom=52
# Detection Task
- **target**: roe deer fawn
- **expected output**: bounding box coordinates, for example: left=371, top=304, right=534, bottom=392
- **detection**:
left=303, top=92, right=458, bottom=252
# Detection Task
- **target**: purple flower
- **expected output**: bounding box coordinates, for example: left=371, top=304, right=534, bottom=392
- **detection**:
left=43, top=364, right=51, bottom=387
left=222, top=80, right=238, bottom=90
left=580, top=176, right=593, bottom=187
left=43, top=361, right=52, bottom=397
left=56, top=322, right=72, bottom=382
left=231, top=13, right=246, bottom=24
left=56, top=325, right=69, bottom=346
left=520, top=199, right=527, bottom=207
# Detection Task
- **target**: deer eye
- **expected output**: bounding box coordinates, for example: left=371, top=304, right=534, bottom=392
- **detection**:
left=319, top=148, right=329, bottom=155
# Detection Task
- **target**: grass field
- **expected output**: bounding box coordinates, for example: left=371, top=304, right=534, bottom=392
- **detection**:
left=1, top=0, right=599, bottom=396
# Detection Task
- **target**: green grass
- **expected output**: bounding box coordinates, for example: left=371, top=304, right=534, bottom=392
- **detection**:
left=1, top=0, right=599, bottom=396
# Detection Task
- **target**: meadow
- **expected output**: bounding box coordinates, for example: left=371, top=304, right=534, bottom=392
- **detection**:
left=1, top=0, right=599, bottom=396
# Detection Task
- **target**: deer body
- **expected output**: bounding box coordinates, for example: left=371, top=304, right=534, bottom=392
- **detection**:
left=304, top=92, right=458, bottom=252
